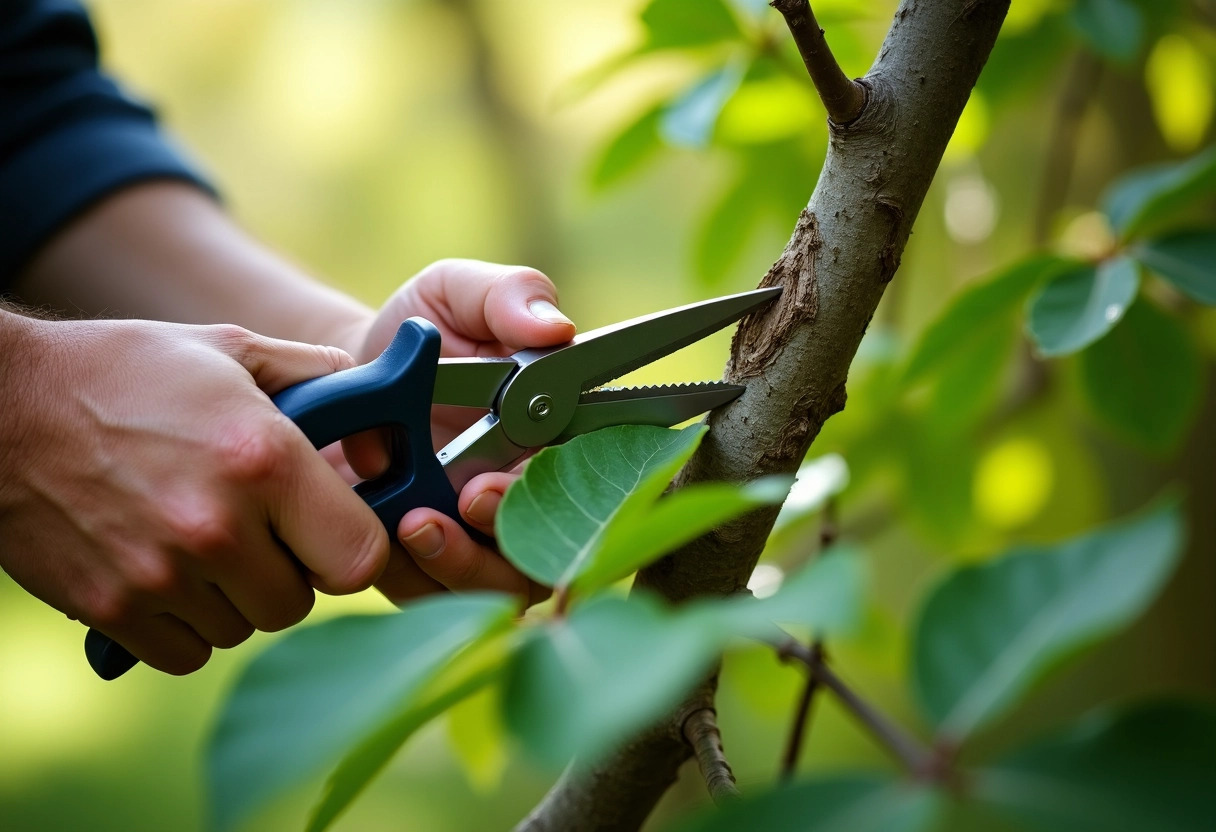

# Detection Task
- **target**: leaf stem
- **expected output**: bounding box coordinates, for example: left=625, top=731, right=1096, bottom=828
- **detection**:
left=769, top=0, right=867, bottom=124
left=682, top=708, right=742, bottom=805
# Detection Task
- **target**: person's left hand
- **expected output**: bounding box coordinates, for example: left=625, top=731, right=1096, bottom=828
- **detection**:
left=334, top=259, right=575, bottom=607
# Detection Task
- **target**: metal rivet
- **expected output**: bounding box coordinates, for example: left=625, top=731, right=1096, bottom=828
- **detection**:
left=528, top=394, right=553, bottom=421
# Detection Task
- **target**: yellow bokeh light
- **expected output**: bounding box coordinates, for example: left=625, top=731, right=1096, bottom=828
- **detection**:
left=1146, top=35, right=1214, bottom=152
left=716, top=76, right=817, bottom=144
left=974, top=438, right=1055, bottom=529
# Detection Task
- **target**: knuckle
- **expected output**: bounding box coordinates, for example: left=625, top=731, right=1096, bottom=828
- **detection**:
left=216, top=422, right=290, bottom=484
left=162, top=644, right=212, bottom=676
left=87, top=586, right=137, bottom=630
left=257, top=589, right=315, bottom=633
left=125, top=553, right=181, bottom=599
left=206, top=323, right=258, bottom=361
left=213, top=622, right=256, bottom=649
left=165, top=500, right=238, bottom=558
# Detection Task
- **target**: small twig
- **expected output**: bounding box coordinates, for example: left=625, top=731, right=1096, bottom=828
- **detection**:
left=779, top=640, right=824, bottom=779
left=1034, top=49, right=1102, bottom=245
left=682, top=708, right=741, bottom=805
left=770, top=0, right=867, bottom=124
left=779, top=640, right=933, bottom=775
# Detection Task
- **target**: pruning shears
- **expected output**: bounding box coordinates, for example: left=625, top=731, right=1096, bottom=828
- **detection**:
left=85, top=286, right=782, bottom=679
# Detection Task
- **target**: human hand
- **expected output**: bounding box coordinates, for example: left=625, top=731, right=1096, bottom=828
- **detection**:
left=0, top=315, right=389, bottom=674
left=339, top=259, right=576, bottom=606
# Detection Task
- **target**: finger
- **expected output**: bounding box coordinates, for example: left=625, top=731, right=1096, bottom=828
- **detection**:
left=96, top=615, right=212, bottom=676
left=202, top=525, right=317, bottom=633
left=412, top=260, right=575, bottom=351
left=458, top=472, right=518, bottom=533
left=263, top=415, right=391, bottom=596
left=204, top=324, right=356, bottom=394
left=374, top=544, right=447, bottom=605
left=398, top=510, right=545, bottom=605
left=340, top=427, right=392, bottom=480
left=175, top=584, right=256, bottom=649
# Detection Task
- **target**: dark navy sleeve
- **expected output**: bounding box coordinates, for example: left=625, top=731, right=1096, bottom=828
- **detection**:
left=0, top=0, right=216, bottom=286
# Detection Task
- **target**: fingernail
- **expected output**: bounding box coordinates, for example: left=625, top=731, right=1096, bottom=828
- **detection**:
left=467, top=491, right=502, bottom=526
left=528, top=299, right=573, bottom=326
left=402, top=523, right=445, bottom=559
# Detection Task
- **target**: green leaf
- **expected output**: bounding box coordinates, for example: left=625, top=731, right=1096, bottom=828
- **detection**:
left=1077, top=297, right=1203, bottom=452
left=693, top=172, right=767, bottom=286
left=503, top=593, right=722, bottom=769
left=640, top=0, right=741, bottom=50
left=576, top=475, right=792, bottom=593
left=903, top=255, right=1074, bottom=425
left=1132, top=229, right=1216, bottom=305
left=912, top=499, right=1185, bottom=740
left=1102, top=145, right=1216, bottom=240
left=974, top=700, right=1216, bottom=832
left=1025, top=256, right=1139, bottom=356
left=589, top=104, right=664, bottom=191
left=1069, top=0, right=1144, bottom=64
left=205, top=594, right=515, bottom=832
left=660, top=62, right=746, bottom=148
left=498, top=425, right=787, bottom=595
left=498, top=425, right=703, bottom=589
left=446, top=682, right=506, bottom=793
left=705, top=545, right=867, bottom=641
left=306, top=627, right=509, bottom=832
left=667, top=775, right=945, bottom=832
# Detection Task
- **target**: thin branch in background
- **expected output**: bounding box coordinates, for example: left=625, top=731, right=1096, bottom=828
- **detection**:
left=779, top=639, right=933, bottom=775
left=683, top=708, right=742, bottom=805
left=779, top=640, right=824, bottom=779
left=770, top=0, right=867, bottom=124
left=1034, top=50, right=1102, bottom=246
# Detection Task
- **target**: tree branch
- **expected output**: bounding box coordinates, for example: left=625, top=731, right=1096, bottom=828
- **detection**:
left=779, top=640, right=932, bottom=775
left=779, top=640, right=823, bottom=779
left=770, top=0, right=867, bottom=124
left=519, top=2, right=1010, bottom=828
left=683, top=708, right=741, bottom=804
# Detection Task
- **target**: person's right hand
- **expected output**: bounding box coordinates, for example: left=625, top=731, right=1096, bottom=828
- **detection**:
left=0, top=315, right=390, bottom=675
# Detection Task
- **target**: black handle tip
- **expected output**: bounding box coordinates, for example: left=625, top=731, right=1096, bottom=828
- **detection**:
left=85, top=628, right=139, bottom=680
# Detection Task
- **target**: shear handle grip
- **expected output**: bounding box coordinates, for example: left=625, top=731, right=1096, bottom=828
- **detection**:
left=86, top=318, right=460, bottom=681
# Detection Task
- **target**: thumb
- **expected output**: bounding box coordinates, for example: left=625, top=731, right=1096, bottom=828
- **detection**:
left=204, top=325, right=356, bottom=395
left=483, top=268, right=577, bottom=350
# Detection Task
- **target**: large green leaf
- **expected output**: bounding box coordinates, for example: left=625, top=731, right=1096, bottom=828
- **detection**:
left=912, top=499, right=1184, bottom=740
left=1024, top=256, right=1139, bottom=356
left=974, top=700, right=1216, bottom=832
left=503, top=593, right=722, bottom=769
left=498, top=425, right=788, bottom=594
left=902, top=255, right=1074, bottom=425
left=205, top=594, right=515, bottom=832
left=660, top=62, right=746, bottom=148
left=639, top=0, right=741, bottom=50
left=1068, top=0, right=1144, bottom=64
left=589, top=104, right=665, bottom=191
left=667, top=775, right=944, bottom=832
left=1132, top=229, right=1216, bottom=305
left=1102, top=145, right=1216, bottom=240
left=504, top=548, right=864, bottom=769
left=1077, top=298, right=1203, bottom=452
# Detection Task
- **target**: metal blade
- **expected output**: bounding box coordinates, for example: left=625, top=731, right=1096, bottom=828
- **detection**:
left=556, top=381, right=745, bottom=442
left=561, top=286, right=782, bottom=392
left=432, top=358, right=517, bottom=409
left=495, top=286, right=780, bottom=449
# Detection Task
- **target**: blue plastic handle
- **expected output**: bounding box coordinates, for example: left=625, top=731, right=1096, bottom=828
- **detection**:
left=85, top=317, right=464, bottom=681
left=271, top=316, right=462, bottom=535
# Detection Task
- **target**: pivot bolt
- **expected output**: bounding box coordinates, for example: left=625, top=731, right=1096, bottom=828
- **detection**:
left=528, top=394, right=553, bottom=421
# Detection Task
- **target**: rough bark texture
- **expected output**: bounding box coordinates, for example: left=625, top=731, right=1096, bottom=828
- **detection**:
left=516, top=2, right=1010, bottom=829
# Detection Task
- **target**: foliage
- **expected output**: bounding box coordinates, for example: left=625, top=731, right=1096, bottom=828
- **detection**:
left=191, top=1, right=1216, bottom=831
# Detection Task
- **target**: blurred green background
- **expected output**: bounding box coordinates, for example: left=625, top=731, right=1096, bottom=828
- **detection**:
left=2, top=1, right=1213, bottom=830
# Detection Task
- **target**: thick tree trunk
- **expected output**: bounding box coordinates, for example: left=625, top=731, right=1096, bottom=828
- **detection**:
left=516, top=2, right=1011, bottom=829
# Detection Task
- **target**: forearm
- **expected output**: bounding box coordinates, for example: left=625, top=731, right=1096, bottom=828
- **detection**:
left=11, top=182, right=374, bottom=353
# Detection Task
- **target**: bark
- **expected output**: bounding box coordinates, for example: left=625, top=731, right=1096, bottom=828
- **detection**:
left=516, top=2, right=1010, bottom=829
